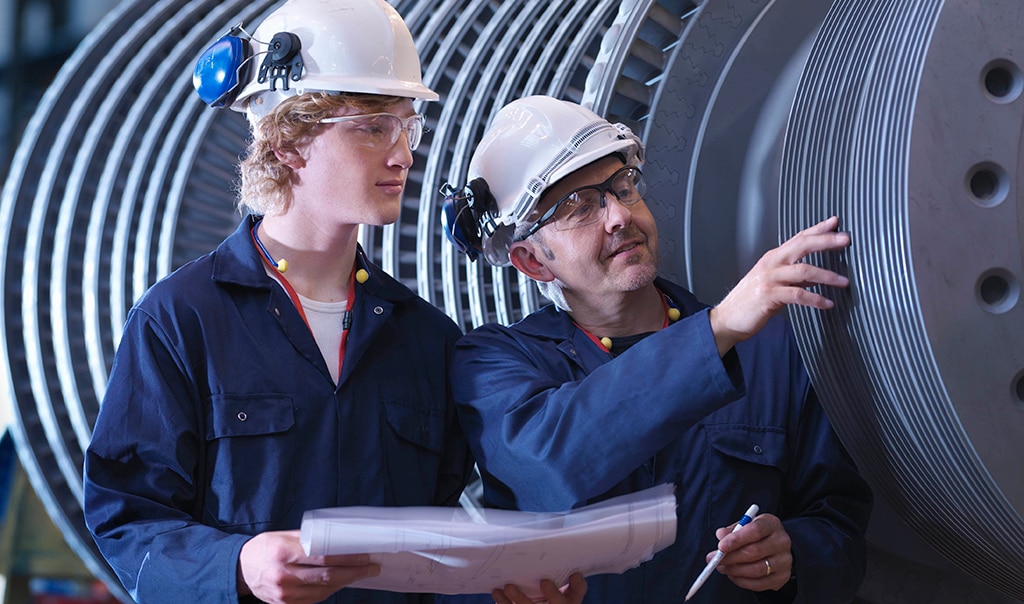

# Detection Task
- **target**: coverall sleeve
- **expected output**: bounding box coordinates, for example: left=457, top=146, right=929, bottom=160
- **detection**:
left=452, top=308, right=745, bottom=512
left=761, top=384, right=872, bottom=604
left=84, top=308, right=249, bottom=603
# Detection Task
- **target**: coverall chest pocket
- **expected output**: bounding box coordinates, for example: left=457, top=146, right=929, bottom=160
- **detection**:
left=383, top=400, right=446, bottom=505
left=704, top=424, right=788, bottom=521
left=383, top=400, right=445, bottom=452
left=204, top=393, right=297, bottom=529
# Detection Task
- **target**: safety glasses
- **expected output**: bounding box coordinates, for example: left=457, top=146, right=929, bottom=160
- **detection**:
left=318, top=112, right=426, bottom=151
left=518, top=165, right=646, bottom=240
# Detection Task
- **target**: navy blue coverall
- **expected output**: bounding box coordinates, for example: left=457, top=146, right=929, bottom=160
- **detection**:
left=449, top=278, right=872, bottom=604
left=84, top=217, right=473, bottom=604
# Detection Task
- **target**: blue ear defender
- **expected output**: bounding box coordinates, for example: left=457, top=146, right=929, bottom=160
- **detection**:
left=193, top=24, right=254, bottom=107
left=440, top=179, right=494, bottom=262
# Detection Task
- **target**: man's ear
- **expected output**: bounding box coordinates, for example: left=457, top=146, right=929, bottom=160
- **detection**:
left=509, top=240, right=555, bottom=282
left=273, top=146, right=306, bottom=170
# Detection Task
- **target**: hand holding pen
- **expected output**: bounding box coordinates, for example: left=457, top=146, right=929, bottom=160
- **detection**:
left=685, top=505, right=794, bottom=600
left=685, top=504, right=758, bottom=600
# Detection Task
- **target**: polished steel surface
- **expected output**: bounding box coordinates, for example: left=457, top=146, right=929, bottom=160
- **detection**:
left=780, top=0, right=1024, bottom=597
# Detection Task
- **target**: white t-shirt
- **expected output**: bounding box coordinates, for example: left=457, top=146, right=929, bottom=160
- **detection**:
left=296, top=293, right=346, bottom=384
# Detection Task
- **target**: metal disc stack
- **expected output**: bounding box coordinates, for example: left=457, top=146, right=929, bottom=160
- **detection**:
left=780, top=0, right=1024, bottom=599
left=0, top=2, right=278, bottom=596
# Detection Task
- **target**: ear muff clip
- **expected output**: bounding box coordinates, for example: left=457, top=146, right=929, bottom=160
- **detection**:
left=192, top=24, right=253, bottom=108
left=441, top=179, right=496, bottom=262
left=258, top=32, right=304, bottom=91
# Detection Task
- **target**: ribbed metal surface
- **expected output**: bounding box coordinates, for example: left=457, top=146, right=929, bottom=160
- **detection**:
left=640, top=0, right=837, bottom=296
left=780, top=0, right=1024, bottom=599
left=1, top=2, right=279, bottom=598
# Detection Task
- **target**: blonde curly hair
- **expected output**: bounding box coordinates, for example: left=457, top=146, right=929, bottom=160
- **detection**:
left=237, top=92, right=407, bottom=216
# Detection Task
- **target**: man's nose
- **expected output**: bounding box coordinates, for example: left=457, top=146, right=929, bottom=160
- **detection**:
left=602, top=191, right=633, bottom=231
left=387, top=131, right=414, bottom=169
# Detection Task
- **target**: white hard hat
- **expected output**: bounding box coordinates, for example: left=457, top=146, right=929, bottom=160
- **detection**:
left=441, top=95, right=644, bottom=266
left=229, top=0, right=437, bottom=121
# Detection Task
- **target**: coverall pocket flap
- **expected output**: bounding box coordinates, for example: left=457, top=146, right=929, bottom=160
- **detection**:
left=383, top=400, right=445, bottom=453
left=705, top=424, right=788, bottom=472
left=207, top=393, right=296, bottom=439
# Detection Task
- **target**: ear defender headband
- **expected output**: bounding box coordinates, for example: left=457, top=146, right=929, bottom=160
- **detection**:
left=192, top=25, right=304, bottom=108
left=440, top=179, right=497, bottom=262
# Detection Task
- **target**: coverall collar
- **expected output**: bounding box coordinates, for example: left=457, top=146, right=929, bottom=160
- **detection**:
left=210, top=216, right=418, bottom=304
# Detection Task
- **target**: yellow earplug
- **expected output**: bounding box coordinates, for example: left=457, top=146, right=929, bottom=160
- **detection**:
left=600, top=336, right=613, bottom=351
left=668, top=307, right=680, bottom=322
left=356, top=268, right=369, bottom=283
left=276, top=258, right=289, bottom=273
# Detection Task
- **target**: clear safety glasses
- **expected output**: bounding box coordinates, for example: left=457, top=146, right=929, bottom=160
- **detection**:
left=518, top=165, right=647, bottom=241
left=318, top=112, right=426, bottom=151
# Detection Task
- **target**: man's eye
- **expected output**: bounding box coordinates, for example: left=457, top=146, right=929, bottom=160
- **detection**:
left=566, top=202, right=595, bottom=221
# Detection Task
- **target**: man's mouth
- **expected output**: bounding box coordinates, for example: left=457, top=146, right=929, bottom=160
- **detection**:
left=606, top=239, right=642, bottom=260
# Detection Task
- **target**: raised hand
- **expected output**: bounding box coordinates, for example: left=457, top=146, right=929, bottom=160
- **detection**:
left=709, top=216, right=851, bottom=355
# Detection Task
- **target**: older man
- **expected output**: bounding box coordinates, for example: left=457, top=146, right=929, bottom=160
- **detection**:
left=441, top=95, right=872, bottom=603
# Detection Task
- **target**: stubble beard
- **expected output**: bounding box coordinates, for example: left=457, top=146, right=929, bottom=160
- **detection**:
left=608, top=226, right=659, bottom=291
left=617, top=250, right=658, bottom=291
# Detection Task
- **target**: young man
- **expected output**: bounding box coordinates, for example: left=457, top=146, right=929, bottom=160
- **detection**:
left=442, top=95, right=873, bottom=603
left=83, top=3, right=584, bottom=603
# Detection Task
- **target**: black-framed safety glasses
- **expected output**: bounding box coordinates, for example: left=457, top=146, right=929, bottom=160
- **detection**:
left=517, top=165, right=646, bottom=241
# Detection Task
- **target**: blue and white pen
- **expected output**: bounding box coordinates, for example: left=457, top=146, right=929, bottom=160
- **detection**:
left=684, top=504, right=759, bottom=601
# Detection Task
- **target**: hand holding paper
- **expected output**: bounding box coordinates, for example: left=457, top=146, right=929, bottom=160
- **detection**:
left=299, top=483, right=677, bottom=598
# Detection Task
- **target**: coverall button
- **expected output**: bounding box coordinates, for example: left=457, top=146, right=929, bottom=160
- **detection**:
left=753, top=445, right=763, bottom=454
left=237, top=412, right=247, bottom=422
left=373, top=306, right=384, bottom=315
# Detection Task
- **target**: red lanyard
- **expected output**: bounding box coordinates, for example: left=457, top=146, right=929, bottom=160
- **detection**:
left=251, top=225, right=357, bottom=375
left=575, top=292, right=677, bottom=353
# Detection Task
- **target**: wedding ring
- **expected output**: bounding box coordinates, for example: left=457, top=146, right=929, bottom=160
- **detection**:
left=764, top=558, right=772, bottom=577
